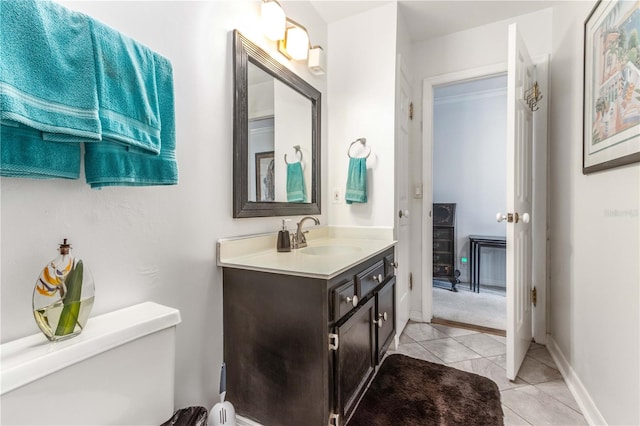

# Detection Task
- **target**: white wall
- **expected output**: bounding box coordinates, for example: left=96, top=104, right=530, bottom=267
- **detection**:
left=0, top=0, right=327, bottom=411
left=327, top=3, right=398, bottom=227
left=407, top=6, right=552, bottom=317
left=433, top=79, right=507, bottom=285
left=549, top=3, right=639, bottom=424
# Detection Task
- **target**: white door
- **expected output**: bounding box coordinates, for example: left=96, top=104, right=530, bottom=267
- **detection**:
left=395, top=55, right=411, bottom=335
left=504, top=23, right=534, bottom=380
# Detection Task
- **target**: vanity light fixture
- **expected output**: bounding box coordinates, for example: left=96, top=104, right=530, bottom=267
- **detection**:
left=307, top=45, right=325, bottom=76
left=278, top=19, right=309, bottom=60
left=261, top=1, right=326, bottom=75
left=261, top=0, right=286, bottom=41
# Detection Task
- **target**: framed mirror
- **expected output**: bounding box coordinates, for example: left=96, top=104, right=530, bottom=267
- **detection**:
left=233, top=30, right=321, bottom=218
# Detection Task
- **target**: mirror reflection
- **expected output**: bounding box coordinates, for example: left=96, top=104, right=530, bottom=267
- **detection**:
left=247, top=63, right=312, bottom=203
left=233, top=30, right=321, bottom=218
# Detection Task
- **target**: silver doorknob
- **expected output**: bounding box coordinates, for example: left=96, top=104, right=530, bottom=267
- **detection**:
left=345, top=295, right=358, bottom=307
left=398, top=209, right=410, bottom=218
left=522, top=213, right=530, bottom=224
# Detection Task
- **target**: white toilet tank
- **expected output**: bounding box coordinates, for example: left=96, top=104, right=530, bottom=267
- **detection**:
left=1, top=302, right=181, bottom=425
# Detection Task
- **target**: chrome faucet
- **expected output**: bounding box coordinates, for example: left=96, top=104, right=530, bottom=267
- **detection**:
left=293, top=216, right=320, bottom=249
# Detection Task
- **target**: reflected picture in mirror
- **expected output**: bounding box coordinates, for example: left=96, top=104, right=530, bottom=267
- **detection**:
left=233, top=30, right=321, bottom=218
left=255, top=150, right=274, bottom=202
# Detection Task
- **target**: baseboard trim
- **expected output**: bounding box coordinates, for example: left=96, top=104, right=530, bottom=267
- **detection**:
left=410, top=310, right=424, bottom=322
left=546, top=335, right=607, bottom=426
left=236, top=414, right=263, bottom=426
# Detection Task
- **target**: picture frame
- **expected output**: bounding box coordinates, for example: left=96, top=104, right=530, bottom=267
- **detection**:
left=583, top=0, right=640, bottom=174
left=255, top=151, right=275, bottom=202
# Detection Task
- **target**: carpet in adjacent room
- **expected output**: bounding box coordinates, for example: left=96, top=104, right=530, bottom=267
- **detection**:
left=347, top=354, right=503, bottom=426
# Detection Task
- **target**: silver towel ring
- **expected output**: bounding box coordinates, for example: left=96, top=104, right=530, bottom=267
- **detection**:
left=347, top=138, right=371, bottom=158
left=284, top=145, right=303, bottom=164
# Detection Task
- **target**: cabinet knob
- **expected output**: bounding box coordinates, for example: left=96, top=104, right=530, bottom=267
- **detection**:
left=373, top=318, right=383, bottom=328
left=345, top=295, right=358, bottom=307
left=392, top=262, right=398, bottom=269
left=372, top=274, right=383, bottom=283
left=379, top=312, right=388, bottom=322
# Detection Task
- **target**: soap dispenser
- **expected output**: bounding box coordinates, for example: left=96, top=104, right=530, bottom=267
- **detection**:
left=277, top=219, right=291, bottom=252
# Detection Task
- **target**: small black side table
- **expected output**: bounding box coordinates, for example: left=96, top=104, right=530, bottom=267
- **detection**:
left=469, top=235, right=506, bottom=293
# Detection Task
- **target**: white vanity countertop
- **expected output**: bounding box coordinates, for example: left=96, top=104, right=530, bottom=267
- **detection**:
left=217, top=226, right=396, bottom=279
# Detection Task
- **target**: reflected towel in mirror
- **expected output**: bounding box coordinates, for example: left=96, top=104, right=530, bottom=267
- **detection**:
left=286, top=162, right=306, bottom=203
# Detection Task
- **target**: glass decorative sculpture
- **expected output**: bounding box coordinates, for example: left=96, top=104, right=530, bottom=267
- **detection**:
left=32, top=239, right=95, bottom=341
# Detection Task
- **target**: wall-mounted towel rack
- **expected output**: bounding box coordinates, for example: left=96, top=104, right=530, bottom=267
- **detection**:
left=284, top=145, right=303, bottom=164
left=347, top=138, right=371, bottom=158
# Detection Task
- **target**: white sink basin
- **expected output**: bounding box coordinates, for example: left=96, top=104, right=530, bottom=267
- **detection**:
left=300, top=245, right=362, bottom=256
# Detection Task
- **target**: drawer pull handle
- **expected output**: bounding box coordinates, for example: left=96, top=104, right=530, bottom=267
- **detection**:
left=392, top=262, right=398, bottom=269
left=379, top=312, right=388, bottom=322
left=373, top=318, right=383, bottom=328
left=372, top=274, right=383, bottom=283
left=345, top=295, right=358, bottom=307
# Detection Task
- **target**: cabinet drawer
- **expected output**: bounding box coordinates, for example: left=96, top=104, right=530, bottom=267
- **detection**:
left=384, top=253, right=395, bottom=280
left=433, top=252, right=453, bottom=264
left=434, top=264, right=452, bottom=276
left=356, top=260, right=385, bottom=300
left=332, top=280, right=357, bottom=321
left=434, top=227, right=453, bottom=240
left=433, top=240, right=452, bottom=252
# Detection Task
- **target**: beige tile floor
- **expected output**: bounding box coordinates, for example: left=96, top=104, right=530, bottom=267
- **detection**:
left=387, top=321, right=587, bottom=425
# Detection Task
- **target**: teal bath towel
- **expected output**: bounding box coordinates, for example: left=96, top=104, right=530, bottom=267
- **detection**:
left=0, top=0, right=100, bottom=140
left=90, top=19, right=161, bottom=155
left=1, top=124, right=81, bottom=179
left=84, top=53, right=177, bottom=188
left=286, top=162, right=306, bottom=203
left=345, top=157, right=367, bottom=204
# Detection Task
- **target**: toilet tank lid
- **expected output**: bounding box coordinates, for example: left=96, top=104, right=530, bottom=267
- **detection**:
left=1, top=302, right=181, bottom=395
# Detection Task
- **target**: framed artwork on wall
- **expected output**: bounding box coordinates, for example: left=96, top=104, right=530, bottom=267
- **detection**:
left=255, top=151, right=275, bottom=202
left=583, top=0, right=640, bottom=174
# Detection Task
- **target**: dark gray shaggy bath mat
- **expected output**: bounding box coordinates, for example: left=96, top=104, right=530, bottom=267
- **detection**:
left=348, top=354, right=503, bottom=426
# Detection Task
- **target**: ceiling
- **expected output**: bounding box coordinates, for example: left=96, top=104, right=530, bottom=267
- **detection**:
left=309, top=0, right=562, bottom=42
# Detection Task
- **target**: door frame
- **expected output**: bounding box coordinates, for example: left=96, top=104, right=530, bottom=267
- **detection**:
left=394, top=53, right=411, bottom=340
left=420, top=60, right=548, bottom=342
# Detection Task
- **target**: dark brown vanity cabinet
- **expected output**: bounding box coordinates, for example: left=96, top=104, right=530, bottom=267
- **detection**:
left=222, top=247, right=395, bottom=426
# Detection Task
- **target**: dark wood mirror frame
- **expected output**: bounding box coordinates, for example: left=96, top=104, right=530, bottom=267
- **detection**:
left=233, top=30, right=321, bottom=218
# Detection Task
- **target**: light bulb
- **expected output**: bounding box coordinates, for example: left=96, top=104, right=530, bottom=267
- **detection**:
left=286, top=26, right=309, bottom=60
left=261, top=1, right=285, bottom=41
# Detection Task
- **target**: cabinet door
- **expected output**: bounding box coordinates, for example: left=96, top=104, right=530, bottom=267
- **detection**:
left=334, top=297, right=376, bottom=424
left=376, top=277, right=396, bottom=362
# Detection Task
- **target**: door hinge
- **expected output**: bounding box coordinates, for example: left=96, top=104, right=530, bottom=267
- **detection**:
left=531, top=286, right=537, bottom=307
left=328, top=333, right=339, bottom=351
left=328, top=413, right=340, bottom=426
left=409, top=102, right=414, bottom=120
left=409, top=272, right=413, bottom=290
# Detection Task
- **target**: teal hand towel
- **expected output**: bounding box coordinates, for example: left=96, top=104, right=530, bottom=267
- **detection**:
left=345, top=157, right=367, bottom=204
left=84, top=53, right=177, bottom=188
left=0, top=0, right=100, bottom=140
left=89, top=19, right=161, bottom=155
left=1, top=124, right=80, bottom=179
left=286, top=162, right=306, bottom=203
